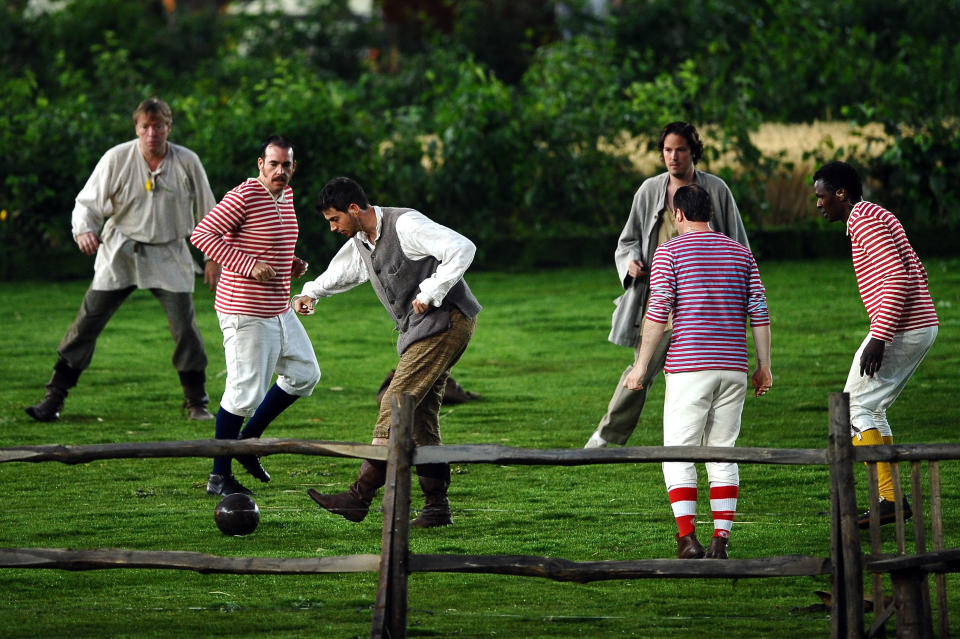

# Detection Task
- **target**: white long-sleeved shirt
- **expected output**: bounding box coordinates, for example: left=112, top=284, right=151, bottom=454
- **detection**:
left=299, top=206, right=475, bottom=306
left=72, top=140, right=216, bottom=292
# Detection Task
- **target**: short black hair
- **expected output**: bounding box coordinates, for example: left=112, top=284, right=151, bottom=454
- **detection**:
left=813, top=161, right=863, bottom=202
left=658, top=121, right=704, bottom=165
left=674, top=184, right=712, bottom=222
left=316, top=176, right=370, bottom=213
left=260, top=135, right=294, bottom=159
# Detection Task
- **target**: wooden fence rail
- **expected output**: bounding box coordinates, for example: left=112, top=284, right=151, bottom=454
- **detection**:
left=0, top=547, right=379, bottom=574
left=0, top=392, right=957, bottom=639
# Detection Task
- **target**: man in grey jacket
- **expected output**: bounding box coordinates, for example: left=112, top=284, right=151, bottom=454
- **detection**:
left=585, top=121, right=749, bottom=448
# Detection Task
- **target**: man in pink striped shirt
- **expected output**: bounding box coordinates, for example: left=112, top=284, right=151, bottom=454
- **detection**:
left=191, top=136, right=320, bottom=496
left=813, top=161, right=938, bottom=528
left=624, top=184, right=772, bottom=560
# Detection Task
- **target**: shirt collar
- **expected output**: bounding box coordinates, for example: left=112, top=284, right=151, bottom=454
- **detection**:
left=359, top=205, right=383, bottom=245
left=254, top=177, right=287, bottom=203
left=846, top=200, right=866, bottom=236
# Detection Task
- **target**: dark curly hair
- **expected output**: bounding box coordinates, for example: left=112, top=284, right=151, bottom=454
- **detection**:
left=316, top=177, right=370, bottom=213
left=812, top=161, right=863, bottom=202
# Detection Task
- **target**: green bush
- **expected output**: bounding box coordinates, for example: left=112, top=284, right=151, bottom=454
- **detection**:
left=2, top=0, right=959, bottom=279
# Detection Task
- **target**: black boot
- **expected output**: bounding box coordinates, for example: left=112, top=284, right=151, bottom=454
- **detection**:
left=411, top=463, right=453, bottom=528
left=307, top=460, right=387, bottom=522
left=25, top=359, right=81, bottom=422
left=179, top=370, right=213, bottom=420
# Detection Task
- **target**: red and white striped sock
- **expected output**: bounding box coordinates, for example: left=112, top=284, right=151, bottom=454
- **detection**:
left=709, top=484, right=738, bottom=538
left=668, top=485, right=698, bottom=537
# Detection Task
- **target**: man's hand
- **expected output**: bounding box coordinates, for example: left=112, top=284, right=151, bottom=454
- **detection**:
left=623, top=364, right=647, bottom=391
left=250, top=261, right=276, bottom=282
left=203, top=261, right=221, bottom=291
left=76, top=232, right=100, bottom=256
left=752, top=364, right=773, bottom=398
left=412, top=299, right=429, bottom=314
left=291, top=256, right=308, bottom=279
left=859, top=337, right=886, bottom=377
left=626, top=259, right=647, bottom=280
left=292, top=295, right=315, bottom=315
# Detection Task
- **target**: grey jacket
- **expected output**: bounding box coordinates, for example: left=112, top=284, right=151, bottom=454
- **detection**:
left=608, top=170, right=749, bottom=347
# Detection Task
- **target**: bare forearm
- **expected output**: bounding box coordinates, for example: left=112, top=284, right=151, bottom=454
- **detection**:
left=751, top=324, right=771, bottom=367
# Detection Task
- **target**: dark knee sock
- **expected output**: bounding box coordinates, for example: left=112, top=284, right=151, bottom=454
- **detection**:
left=212, top=408, right=244, bottom=475
left=239, top=383, right=299, bottom=440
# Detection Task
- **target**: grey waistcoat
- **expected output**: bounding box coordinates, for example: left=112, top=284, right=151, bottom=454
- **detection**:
left=355, top=207, right=482, bottom=355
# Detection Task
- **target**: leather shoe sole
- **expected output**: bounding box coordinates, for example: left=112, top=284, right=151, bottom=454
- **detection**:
left=236, top=455, right=270, bottom=483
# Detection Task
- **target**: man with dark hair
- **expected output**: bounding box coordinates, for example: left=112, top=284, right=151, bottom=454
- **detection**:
left=813, top=160, right=938, bottom=528
left=625, top=183, right=772, bottom=559
left=191, top=136, right=320, bottom=496
left=585, top=121, right=749, bottom=448
left=294, top=176, right=481, bottom=528
left=25, top=98, right=219, bottom=423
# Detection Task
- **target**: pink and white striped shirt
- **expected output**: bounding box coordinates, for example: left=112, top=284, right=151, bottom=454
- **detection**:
left=847, top=201, right=939, bottom=342
left=191, top=178, right=299, bottom=318
left=646, top=231, right=769, bottom=374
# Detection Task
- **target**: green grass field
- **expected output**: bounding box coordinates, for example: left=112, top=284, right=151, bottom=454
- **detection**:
left=1, top=259, right=958, bottom=638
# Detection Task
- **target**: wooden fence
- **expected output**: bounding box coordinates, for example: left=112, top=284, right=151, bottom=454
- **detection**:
left=0, top=392, right=957, bottom=638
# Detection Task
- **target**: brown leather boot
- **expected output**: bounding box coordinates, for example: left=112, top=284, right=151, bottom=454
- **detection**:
left=411, top=464, right=453, bottom=528
left=25, top=359, right=81, bottom=422
left=675, top=532, right=705, bottom=559
left=179, top=370, right=214, bottom=420
left=307, top=460, right=386, bottom=522
left=705, top=535, right=729, bottom=559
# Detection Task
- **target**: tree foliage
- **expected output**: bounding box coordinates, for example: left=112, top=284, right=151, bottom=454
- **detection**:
left=1, top=0, right=958, bottom=278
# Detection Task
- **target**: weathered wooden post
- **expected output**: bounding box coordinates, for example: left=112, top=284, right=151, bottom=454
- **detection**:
left=929, top=462, right=949, bottom=638
left=828, top=391, right=865, bottom=639
left=371, top=394, right=415, bottom=639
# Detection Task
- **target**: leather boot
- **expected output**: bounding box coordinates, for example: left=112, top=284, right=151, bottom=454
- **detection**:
left=25, top=359, right=81, bottom=422
left=705, top=535, right=729, bottom=559
left=675, top=532, right=705, bottom=559
left=307, top=460, right=386, bottom=522
left=179, top=370, right=214, bottom=420
left=411, top=463, right=453, bottom=528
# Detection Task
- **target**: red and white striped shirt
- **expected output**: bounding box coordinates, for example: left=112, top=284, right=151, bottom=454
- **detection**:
left=847, top=201, right=938, bottom=342
left=646, top=231, right=769, bottom=374
left=191, top=178, right=299, bottom=317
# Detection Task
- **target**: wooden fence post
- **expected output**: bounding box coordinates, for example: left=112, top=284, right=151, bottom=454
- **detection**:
left=371, top=394, right=415, bottom=639
left=828, top=391, right=865, bottom=639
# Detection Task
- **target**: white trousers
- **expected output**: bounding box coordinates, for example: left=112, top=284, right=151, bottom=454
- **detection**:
left=662, top=369, right=747, bottom=490
left=217, top=308, right=321, bottom=416
left=845, top=325, right=938, bottom=437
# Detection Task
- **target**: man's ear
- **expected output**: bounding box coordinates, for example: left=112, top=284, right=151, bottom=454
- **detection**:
left=836, top=188, right=847, bottom=202
left=674, top=208, right=685, bottom=223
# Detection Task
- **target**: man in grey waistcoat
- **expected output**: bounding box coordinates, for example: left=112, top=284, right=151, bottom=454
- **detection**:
left=294, top=176, right=480, bottom=528
left=585, top=121, right=750, bottom=448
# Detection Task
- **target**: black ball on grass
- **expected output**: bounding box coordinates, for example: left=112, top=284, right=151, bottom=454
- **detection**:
left=214, top=493, right=260, bottom=536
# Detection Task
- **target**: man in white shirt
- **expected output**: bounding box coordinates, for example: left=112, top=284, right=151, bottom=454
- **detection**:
left=25, top=98, right=219, bottom=422
left=294, top=176, right=481, bottom=528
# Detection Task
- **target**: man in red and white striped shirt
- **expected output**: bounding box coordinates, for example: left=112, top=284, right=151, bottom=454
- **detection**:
left=191, top=136, right=320, bottom=496
left=813, top=161, right=938, bottom=528
left=624, top=184, right=772, bottom=560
